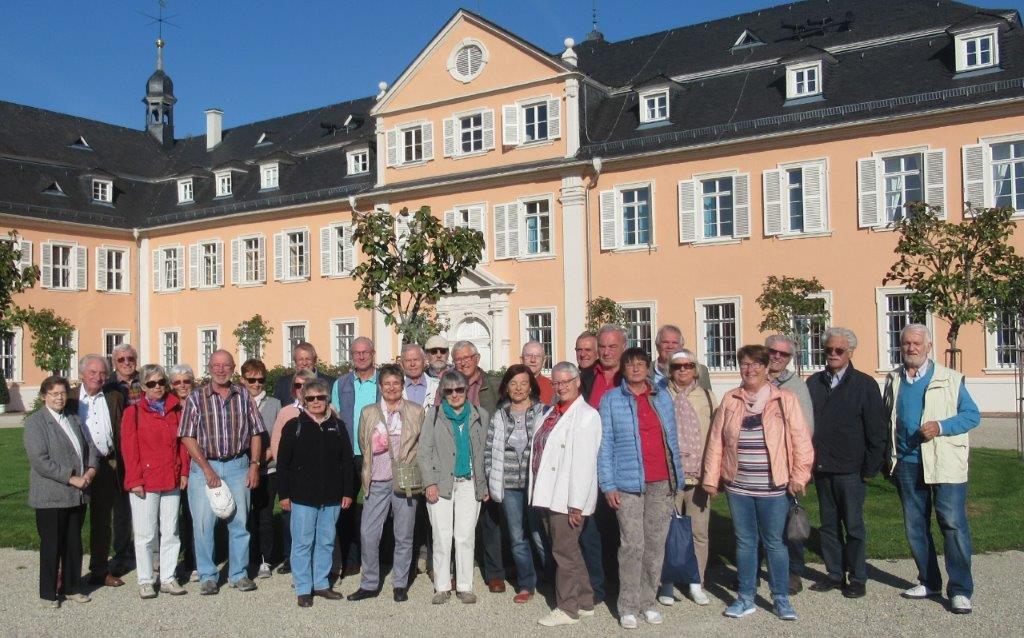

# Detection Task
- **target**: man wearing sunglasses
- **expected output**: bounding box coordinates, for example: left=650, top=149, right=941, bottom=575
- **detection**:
left=806, top=328, right=886, bottom=600
left=425, top=335, right=452, bottom=380
left=103, top=343, right=143, bottom=407
left=272, top=342, right=336, bottom=406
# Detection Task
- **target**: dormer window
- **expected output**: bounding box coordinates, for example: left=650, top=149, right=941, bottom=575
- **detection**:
left=92, top=179, right=112, bottom=203
left=786, top=61, right=822, bottom=100
left=69, top=136, right=92, bottom=151
left=260, top=163, right=279, bottom=190
left=177, top=178, right=194, bottom=204
left=215, top=170, right=232, bottom=197
left=347, top=149, right=369, bottom=174
left=42, top=182, right=65, bottom=196
left=955, top=29, right=998, bottom=73
left=256, top=132, right=271, bottom=146
left=732, top=29, right=764, bottom=50
left=639, top=89, right=669, bottom=123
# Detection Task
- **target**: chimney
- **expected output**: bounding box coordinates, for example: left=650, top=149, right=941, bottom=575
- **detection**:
left=205, top=108, right=223, bottom=150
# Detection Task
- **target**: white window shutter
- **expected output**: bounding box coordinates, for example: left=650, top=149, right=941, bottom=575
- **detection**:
left=302, top=230, right=311, bottom=277
left=493, top=203, right=509, bottom=260
left=482, top=109, right=495, bottom=150
left=547, top=99, right=561, bottom=139
left=857, top=157, right=881, bottom=228
left=924, top=149, right=947, bottom=219
left=40, top=242, right=52, bottom=288
left=95, top=247, right=108, bottom=291
left=421, top=122, right=434, bottom=161
left=502, top=104, right=520, bottom=146
left=152, top=249, right=162, bottom=292
left=273, top=233, right=284, bottom=281
left=174, top=247, right=184, bottom=291
left=386, top=129, right=398, bottom=167
left=19, top=241, right=32, bottom=271
left=341, top=223, right=355, bottom=273
left=961, top=144, right=986, bottom=212
left=74, top=245, right=87, bottom=290
left=231, top=239, right=240, bottom=285
left=507, top=202, right=521, bottom=258
left=320, top=227, right=333, bottom=276
left=214, top=241, right=224, bottom=286
left=762, top=170, right=783, bottom=236
left=257, top=236, right=267, bottom=282
left=733, top=173, right=751, bottom=238
left=444, top=209, right=456, bottom=228
left=468, top=206, right=486, bottom=261
left=678, top=181, right=697, bottom=243
left=443, top=118, right=455, bottom=158
left=599, top=189, right=618, bottom=250
left=189, top=243, right=200, bottom=288
left=394, top=215, right=411, bottom=252
left=803, top=163, right=826, bottom=232
left=122, top=250, right=131, bottom=292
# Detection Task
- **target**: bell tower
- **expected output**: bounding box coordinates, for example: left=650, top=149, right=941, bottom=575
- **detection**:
left=143, top=38, right=176, bottom=147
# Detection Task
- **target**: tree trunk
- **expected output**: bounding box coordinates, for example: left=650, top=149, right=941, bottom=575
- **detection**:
left=945, top=322, right=961, bottom=371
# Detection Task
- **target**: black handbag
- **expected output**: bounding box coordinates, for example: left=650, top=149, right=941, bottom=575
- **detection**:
left=785, top=497, right=811, bottom=543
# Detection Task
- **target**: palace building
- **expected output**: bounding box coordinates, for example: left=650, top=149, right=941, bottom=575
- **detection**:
left=2, top=0, right=1023, bottom=410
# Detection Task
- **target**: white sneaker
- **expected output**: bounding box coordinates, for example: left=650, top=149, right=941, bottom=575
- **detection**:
left=657, top=595, right=675, bottom=606
left=139, top=584, right=157, bottom=600
left=643, top=610, right=663, bottom=625
left=619, top=614, right=639, bottom=629
left=578, top=607, right=595, bottom=617
left=257, top=562, right=272, bottom=579
left=902, top=585, right=941, bottom=599
left=538, top=609, right=580, bottom=626
left=689, top=583, right=710, bottom=606
left=189, top=570, right=199, bottom=583
left=951, top=595, right=972, bottom=614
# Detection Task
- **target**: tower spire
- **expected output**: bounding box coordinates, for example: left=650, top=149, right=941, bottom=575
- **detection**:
left=156, top=37, right=164, bottom=71
left=587, top=0, right=604, bottom=42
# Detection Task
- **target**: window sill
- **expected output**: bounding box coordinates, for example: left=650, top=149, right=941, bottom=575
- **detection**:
left=393, top=160, right=429, bottom=170
left=235, top=281, right=266, bottom=288
left=278, top=277, right=310, bottom=285
left=637, top=119, right=672, bottom=130
left=42, top=287, right=80, bottom=293
left=516, top=253, right=556, bottom=262
left=258, top=186, right=280, bottom=193
left=451, top=150, right=490, bottom=160
left=155, top=288, right=184, bottom=295
left=323, top=272, right=353, bottom=279
left=194, top=284, right=224, bottom=291
left=610, top=244, right=658, bottom=254
left=784, top=95, right=825, bottom=107
left=177, top=200, right=195, bottom=206
left=510, top=139, right=555, bottom=150
left=214, top=194, right=233, bottom=200
left=869, top=225, right=897, bottom=233
left=983, top=367, right=1017, bottom=375
left=91, top=200, right=115, bottom=207
left=691, top=238, right=742, bottom=247
left=99, top=289, right=131, bottom=295
left=953, top=66, right=1001, bottom=80
left=774, top=230, right=833, bottom=241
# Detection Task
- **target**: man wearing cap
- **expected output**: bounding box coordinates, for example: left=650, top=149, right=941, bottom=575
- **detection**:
left=425, top=335, right=452, bottom=380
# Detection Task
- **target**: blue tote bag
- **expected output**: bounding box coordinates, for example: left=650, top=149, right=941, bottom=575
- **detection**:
left=661, top=509, right=701, bottom=585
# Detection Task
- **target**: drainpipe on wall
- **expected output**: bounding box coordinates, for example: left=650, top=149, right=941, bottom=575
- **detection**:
left=584, top=157, right=602, bottom=306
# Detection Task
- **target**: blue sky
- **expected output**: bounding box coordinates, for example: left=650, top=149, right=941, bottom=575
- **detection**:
left=2, top=0, right=1020, bottom=136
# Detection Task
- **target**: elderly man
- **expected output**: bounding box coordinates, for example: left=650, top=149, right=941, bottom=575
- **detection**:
left=103, top=343, right=142, bottom=406
left=70, top=355, right=128, bottom=587
left=330, top=336, right=381, bottom=577
left=521, top=340, right=554, bottom=404
left=451, top=340, right=505, bottom=592
left=884, top=324, right=980, bottom=614
left=179, top=350, right=266, bottom=595
left=765, top=333, right=816, bottom=593
left=651, top=325, right=711, bottom=390
left=401, top=343, right=438, bottom=407
left=425, top=335, right=452, bottom=379
left=273, top=342, right=335, bottom=405
left=575, top=331, right=598, bottom=372
left=805, top=328, right=886, bottom=599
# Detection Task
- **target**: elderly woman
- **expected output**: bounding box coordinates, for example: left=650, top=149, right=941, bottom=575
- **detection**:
left=418, top=370, right=489, bottom=605
left=348, top=364, right=424, bottom=603
left=276, top=379, right=355, bottom=608
left=703, top=345, right=813, bottom=621
left=240, top=359, right=282, bottom=580
left=120, top=364, right=190, bottom=599
left=168, top=364, right=197, bottom=582
left=657, top=349, right=718, bottom=607
left=24, top=375, right=99, bottom=608
left=484, top=363, right=547, bottom=603
left=597, top=347, right=682, bottom=630
left=531, top=362, right=602, bottom=627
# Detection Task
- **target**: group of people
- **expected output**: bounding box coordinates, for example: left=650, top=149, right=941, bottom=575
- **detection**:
left=23, top=320, right=980, bottom=626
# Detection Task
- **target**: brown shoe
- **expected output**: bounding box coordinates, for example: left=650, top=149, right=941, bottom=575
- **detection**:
left=314, top=588, right=344, bottom=600
left=297, top=594, right=313, bottom=608
left=487, top=579, right=506, bottom=593
left=89, top=573, right=124, bottom=587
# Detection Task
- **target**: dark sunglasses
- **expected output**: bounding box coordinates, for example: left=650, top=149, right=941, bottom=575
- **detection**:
left=670, top=362, right=697, bottom=371
left=144, top=379, right=166, bottom=389
left=116, top=356, right=137, bottom=363
left=170, top=379, right=192, bottom=386
left=825, top=347, right=847, bottom=356
left=443, top=387, right=467, bottom=396
left=767, top=347, right=793, bottom=358
left=245, top=376, right=266, bottom=384
left=427, top=348, right=448, bottom=355
left=293, top=382, right=305, bottom=389
left=304, top=394, right=328, bottom=402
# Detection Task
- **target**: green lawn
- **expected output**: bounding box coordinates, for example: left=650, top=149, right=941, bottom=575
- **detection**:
left=2, top=429, right=1021, bottom=560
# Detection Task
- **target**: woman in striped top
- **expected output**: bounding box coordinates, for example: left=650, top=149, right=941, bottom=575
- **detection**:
left=702, top=345, right=813, bottom=622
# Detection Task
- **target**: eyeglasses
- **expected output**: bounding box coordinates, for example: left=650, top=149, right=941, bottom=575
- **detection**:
left=304, top=394, right=328, bottom=402
left=670, top=363, right=697, bottom=371
left=767, top=347, right=793, bottom=358
left=45, top=391, right=67, bottom=398
left=116, top=356, right=137, bottom=364
left=171, top=379, right=192, bottom=386
left=551, top=377, right=579, bottom=389
left=144, top=379, right=166, bottom=389
left=293, top=382, right=305, bottom=389
left=245, top=376, right=266, bottom=384
left=824, top=347, right=847, bottom=356
left=453, top=355, right=477, bottom=365
left=427, top=348, right=448, bottom=355
left=443, top=387, right=467, bottom=396
left=521, top=353, right=543, bottom=360
left=739, top=362, right=765, bottom=370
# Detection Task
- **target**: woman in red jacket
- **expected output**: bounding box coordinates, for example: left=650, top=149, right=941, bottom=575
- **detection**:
left=121, top=364, right=190, bottom=600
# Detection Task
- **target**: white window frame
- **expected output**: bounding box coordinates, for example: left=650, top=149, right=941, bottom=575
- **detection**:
left=215, top=170, right=233, bottom=197
left=446, top=37, right=489, bottom=83
left=694, top=296, right=743, bottom=372
left=521, top=99, right=551, bottom=145
left=159, top=328, right=181, bottom=369
left=984, top=310, right=1021, bottom=372
left=874, top=287, right=933, bottom=372
left=177, top=178, right=194, bottom=204
left=96, top=245, right=130, bottom=293
left=190, top=240, right=223, bottom=289
left=346, top=148, right=369, bottom=175
left=520, top=195, right=554, bottom=258
left=763, top=159, right=829, bottom=237
left=519, top=307, right=557, bottom=373
left=502, top=95, right=561, bottom=148
left=791, top=291, right=833, bottom=372
left=620, top=301, right=657, bottom=355
left=259, top=162, right=279, bottom=190
left=91, top=179, right=112, bottom=203
left=282, top=321, right=309, bottom=365
left=320, top=222, right=355, bottom=278
left=786, top=61, right=822, bottom=100
left=197, top=326, right=220, bottom=366
left=154, top=245, right=185, bottom=293
left=444, top=203, right=488, bottom=263
left=42, top=241, right=83, bottom=291
left=57, top=330, right=79, bottom=381
left=639, top=88, right=669, bottom=124
left=102, top=330, right=130, bottom=370
left=955, top=28, right=999, bottom=73
left=329, top=318, right=359, bottom=365
left=275, top=228, right=310, bottom=282
left=599, top=181, right=656, bottom=252
left=859, top=145, right=946, bottom=227
left=233, top=234, right=266, bottom=287
left=0, top=327, right=24, bottom=383
left=970, top=135, right=1024, bottom=215
left=401, top=123, right=425, bottom=164
left=387, top=120, right=433, bottom=168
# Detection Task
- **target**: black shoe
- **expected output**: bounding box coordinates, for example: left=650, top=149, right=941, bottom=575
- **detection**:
left=842, top=581, right=866, bottom=598
left=789, top=573, right=803, bottom=595
left=347, top=588, right=379, bottom=601
left=314, top=588, right=344, bottom=600
left=276, top=561, right=291, bottom=575
left=297, top=594, right=313, bottom=608
left=393, top=587, right=409, bottom=602
left=809, top=578, right=844, bottom=593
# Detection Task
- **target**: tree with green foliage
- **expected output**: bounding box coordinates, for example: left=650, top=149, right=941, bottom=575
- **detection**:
left=756, top=275, right=829, bottom=376
left=351, top=205, right=484, bottom=345
left=10, top=307, right=75, bottom=376
left=884, top=203, right=1019, bottom=369
left=586, top=296, right=627, bottom=333
left=0, top=232, right=39, bottom=405
left=233, top=314, right=275, bottom=360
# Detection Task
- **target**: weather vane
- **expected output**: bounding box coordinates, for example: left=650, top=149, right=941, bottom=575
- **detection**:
left=137, top=0, right=181, bottom=41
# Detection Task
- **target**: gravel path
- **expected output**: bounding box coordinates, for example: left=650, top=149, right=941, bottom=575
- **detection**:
left=1, top=548, right=1020, bottom=637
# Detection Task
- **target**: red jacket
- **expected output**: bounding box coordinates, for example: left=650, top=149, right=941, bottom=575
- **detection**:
left=121, top=393, right=190, bottom=492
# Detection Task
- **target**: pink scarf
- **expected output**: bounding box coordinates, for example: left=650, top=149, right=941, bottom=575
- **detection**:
left=672, top=382, right=703, bottom=479
left=741, top=384, right=770, bottom=415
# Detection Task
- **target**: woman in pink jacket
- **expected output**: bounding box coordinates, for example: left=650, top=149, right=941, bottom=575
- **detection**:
left=121, top=364, right=190, bottom=600
left=702, top=345, right=813, bottom=622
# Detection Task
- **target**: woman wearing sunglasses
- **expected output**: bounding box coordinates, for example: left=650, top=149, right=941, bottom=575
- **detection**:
left=656, top=349, right=718, bottom=607
left=418, top=369, right=489, bottom=605
left=120, top=364, right=190, bottom=599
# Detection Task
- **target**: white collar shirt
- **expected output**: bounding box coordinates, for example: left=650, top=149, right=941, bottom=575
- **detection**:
left=79, top=385, right=113, bottom=457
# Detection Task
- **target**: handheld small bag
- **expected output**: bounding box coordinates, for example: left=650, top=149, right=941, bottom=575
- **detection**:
left=780, top=401, right=811, bottom=543
left=387, top=410, right=423, bottom=498
left=660, top=507, right=701, bottom=585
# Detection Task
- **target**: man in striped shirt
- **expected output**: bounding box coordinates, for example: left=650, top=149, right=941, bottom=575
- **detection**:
left=180, top=349, right=266, bottom=596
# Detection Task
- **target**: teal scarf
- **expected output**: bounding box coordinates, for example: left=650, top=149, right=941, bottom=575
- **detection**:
left=443, top=401, right=472, bottom=478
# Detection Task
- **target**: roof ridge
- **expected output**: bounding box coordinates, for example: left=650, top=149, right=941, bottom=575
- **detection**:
left=217, top=94, right=376, bottom=135
left=0, top=99, right=154, bottom=138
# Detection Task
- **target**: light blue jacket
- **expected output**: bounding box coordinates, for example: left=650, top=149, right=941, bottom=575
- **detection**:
left=597, top=380, right=683, bottom=494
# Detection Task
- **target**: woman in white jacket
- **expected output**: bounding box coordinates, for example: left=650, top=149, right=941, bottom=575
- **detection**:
left=529, top=362, right=602, bottom=627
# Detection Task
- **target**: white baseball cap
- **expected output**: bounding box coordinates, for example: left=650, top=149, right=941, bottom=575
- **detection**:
left=206, top=483, right=236, bottom=520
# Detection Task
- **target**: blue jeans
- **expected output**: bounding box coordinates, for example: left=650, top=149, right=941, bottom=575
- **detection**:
left=290, top=503, right=341, bottom=596
left=499, top=489, right=544, bottom=592
left=726, top=491, right=790, bottom=600
left=893, top=461, right=974, bottom=598
left=188, top=456, right=251, bottom=584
